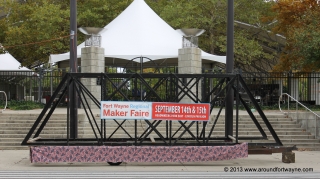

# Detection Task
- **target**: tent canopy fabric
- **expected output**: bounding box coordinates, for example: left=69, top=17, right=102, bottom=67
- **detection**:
left=0, top=53, right=30, bottom=71
left=50, top=0, right=226, bottom=66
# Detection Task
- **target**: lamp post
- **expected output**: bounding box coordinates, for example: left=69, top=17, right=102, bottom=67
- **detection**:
left=78, top=27, right=106, bottom=47
left=69, top=0, right=78, bottom=139
left=176, top=28, right=205, bottom=104
left=176, top=28, right=206, bottom=48
left=225, top=0, right=234, bottom=139
left=78, top=27, right=106, bottom=109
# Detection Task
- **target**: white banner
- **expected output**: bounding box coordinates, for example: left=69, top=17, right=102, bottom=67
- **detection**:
left=101, top=101, right=152, bottom=120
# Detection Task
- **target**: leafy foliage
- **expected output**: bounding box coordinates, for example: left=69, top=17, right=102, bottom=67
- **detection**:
left=1, top=0, right=280, bottom=70
left=0, top=0, right=70, bottom=67
left=0, top=0, right=132, bottom=68
left=0, top=100, right=44, bottom=110
left=269, top=0, right=320, bottom=72
left=151, top=0, right=275, bottom=66
left=291, top=8, right=320, bottom=69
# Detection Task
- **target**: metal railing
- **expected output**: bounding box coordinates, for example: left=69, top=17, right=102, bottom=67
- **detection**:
left=1, top=70, right=320, bottom=107
left=279, top=93, right=319, bottom=139
left=239, top=72, right=320, bottom=107
left=0, top=91, right=7, bottom=113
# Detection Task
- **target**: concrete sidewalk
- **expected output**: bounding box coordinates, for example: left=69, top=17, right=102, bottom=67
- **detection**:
left=0, top=149, right=319, bottom=172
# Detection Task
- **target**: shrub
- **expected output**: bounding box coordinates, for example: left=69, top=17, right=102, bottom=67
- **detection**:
left=0, top=100, right=44, bottom=110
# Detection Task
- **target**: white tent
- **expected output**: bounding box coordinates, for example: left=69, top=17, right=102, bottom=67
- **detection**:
left=0, top=53, right=30, bottom=71
left=0, top=52, right=31, bottom=101
left=50, top=0, right=226, bottom=67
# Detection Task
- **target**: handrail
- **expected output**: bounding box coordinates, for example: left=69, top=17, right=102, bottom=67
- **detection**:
left=279, top=93, right=320, bottom=118
left=0, top=91, right=7, bottom=113
left=279, top=93, right=319, bottom=139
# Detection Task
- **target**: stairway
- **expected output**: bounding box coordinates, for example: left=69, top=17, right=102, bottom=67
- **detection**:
left=0, top=112, right=319, bottom=150
left=222, top=115, right=320, bottom=150
left=0, top=113, right=86, bottom=150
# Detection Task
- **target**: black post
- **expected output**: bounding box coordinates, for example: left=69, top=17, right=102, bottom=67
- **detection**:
left=225, top=0, right=234, bottom=139
left=38, top=68, right=43, bottom=103
left=69, top=0, right=78, bottom=139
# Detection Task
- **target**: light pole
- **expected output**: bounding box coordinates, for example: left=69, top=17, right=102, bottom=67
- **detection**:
left=69, top=0, right=78, bottom=139
left=225, top=0, right=234, bottom=139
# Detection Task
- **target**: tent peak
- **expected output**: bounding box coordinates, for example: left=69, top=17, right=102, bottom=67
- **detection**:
left=50, top=0, right=226, bottom=65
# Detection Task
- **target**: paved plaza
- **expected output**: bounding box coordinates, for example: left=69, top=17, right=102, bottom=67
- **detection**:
left=0, top=149, right=319, bottom=173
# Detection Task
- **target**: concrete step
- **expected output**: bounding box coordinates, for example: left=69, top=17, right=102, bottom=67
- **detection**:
left=282, top=143, right=320, bottom=147
left=0, top=118, right=295, bottom=124
left=276, top=135, right=315, bottom=139
left=276, top=139, right=320, bottom=143
left=214, top=114, right=286, bottom=117
left=0, top=117, right=69, bottom=121
left=1, top=113, right=319, bottom=150
left=2, top=141, right=320, bottom=150
left=2, top=145, right=319, bottom=151
left=0, top=146, right=29, bottom=150
left=3, top=134, right=314, bottom=141
left=0, top=120, right=67, bottom=124
left=0, top=118, right=78, bottom=121
left=208, top=121, right=297, bottom=125
left=0, top=113, right=68, bottom=117
left=0, top=114, right=79, bottom=118
left=0, top=119, right=297, bottom=127
left=1, top=137, right=318, bottom=144
left=0, top=142, right=24, bottom=146
left=0, top=114, right=86, bottom=123
left=0, top=115, right=289, bottom=119
left=0, top=124, right=69, bottom=128
left=215, top=118, right=293, bottom=122
left=0, top=125, right=304, bottom=132
left=1, top=126, right=96, bottom=131
left=0, top=132, right=313, bottom=139
left=0, top=123, right=307, bottom=130
left=131, top=124, right=302, bottom=128
left=0, top=127, right=310, bottom=135
left=0, top=130, right=71, bottom=134
left=0, top=138, right=320, bottom=146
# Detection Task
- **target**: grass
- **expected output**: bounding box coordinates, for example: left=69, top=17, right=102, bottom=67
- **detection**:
left=0, top=100, right=44, bottom=110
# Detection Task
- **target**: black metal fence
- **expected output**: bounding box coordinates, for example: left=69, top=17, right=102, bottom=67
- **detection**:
left=1, top=69, right=319, bottom=106
left=240, top=72, right=320, bottom=106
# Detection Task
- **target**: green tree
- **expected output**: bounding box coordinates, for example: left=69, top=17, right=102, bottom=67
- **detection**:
left=268, top=0, right=320, bottom=72
left=77, top=0, right=132, bottom=28
left=291, top=8, right=320, bottom=70
left=151, top=0, right=275, bottom=67
left=0, top=0, right=131, bottom=68
left=1, top=0, right=278, bottom=70
left=0, top=0, right=69, bottom=67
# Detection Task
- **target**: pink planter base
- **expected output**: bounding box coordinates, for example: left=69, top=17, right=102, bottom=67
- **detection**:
left=30, top=143, right=248, bottom=163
